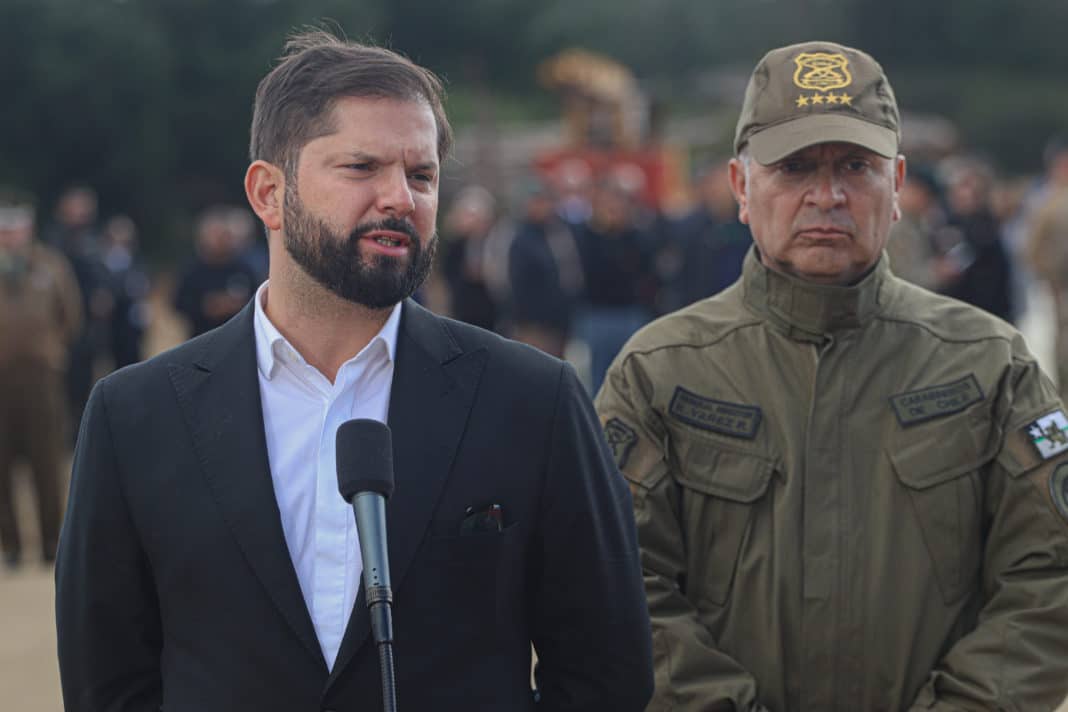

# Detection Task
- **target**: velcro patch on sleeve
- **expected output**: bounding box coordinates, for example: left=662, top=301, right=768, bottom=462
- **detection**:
left=889, top=374, right=984, bottom=427
left=603, top=417, right=638, bottom=469
left=1027, top=409, right=1068, bottom=460
left=1051, top=463, right=1068, bottom=521
left=669, top=387, right=761, bottom=440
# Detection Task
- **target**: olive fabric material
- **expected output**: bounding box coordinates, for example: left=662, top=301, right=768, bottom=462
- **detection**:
left=0, top=242, right=82, bottom=371
left=734, top=41, right=900, bottom=164
left=596, top=249, right=1068, bottom=712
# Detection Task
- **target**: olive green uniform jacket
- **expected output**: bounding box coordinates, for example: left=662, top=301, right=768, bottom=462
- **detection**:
left=595, top=250, right=1068, bottom=712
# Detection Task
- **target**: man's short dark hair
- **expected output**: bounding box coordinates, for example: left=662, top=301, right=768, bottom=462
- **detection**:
left=249, top=30, right=453, bottom=172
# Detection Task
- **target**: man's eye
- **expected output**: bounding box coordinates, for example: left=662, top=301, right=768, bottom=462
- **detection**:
left=410, top=172, right=435, bottom=184
left=845, top=160, right=869, bottom=172
left=779, top=161, right=808, bottom=174
left=347, top=163, right=374, bottom=171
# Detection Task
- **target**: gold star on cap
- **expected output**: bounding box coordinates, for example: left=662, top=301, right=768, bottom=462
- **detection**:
left=796, top=95, right=810, bottom=107
left=826, top=93, right=840, bottom=105
left=840, top=93, right=852, bottom=105
left=811, top=94, right=825, bottom=105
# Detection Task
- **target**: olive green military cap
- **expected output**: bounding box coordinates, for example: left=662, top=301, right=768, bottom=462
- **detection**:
left=734, top=41, right=900, bottom=164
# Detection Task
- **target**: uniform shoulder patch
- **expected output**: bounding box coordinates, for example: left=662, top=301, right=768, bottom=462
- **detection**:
left=889, top=374, right=984, bottom=427
left=1027, top=409, right=1068, bottom=460
left=604, top=417, right=638, bottom=469
left=1051, top=462, right=1068, bottom=521
left=668, top=387, right=762, bottom=440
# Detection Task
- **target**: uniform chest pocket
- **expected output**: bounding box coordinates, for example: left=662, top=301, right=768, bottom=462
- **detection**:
left=673, top=439, right=776, bottom=606
left=889, top=415, right=994, bottom=605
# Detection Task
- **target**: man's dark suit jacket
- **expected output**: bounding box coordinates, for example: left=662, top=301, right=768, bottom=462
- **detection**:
left=55, top=299, right=653, bottom=711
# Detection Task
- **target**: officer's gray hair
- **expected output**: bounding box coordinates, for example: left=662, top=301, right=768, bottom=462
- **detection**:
left=737, top=148, right=752, bottom=199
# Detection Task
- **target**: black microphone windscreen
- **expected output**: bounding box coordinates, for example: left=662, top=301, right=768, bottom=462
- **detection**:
left=336, top=419, right=395, bottom=501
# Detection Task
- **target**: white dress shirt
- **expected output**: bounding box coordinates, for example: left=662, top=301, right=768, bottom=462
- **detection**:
left=252, top=282, right=400, bottom=670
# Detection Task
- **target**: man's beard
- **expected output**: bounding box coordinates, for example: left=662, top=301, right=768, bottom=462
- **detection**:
left=282, top=185, right=436, bottom=310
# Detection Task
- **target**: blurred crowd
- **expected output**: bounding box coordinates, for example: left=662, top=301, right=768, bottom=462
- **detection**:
left=435, top=158, right=751, bottom=393
left=0, top=185, right=268, bottom=570
left=2, top=136, right=1068, bottom=568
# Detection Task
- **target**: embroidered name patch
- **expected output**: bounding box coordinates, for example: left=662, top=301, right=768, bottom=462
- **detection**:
left=1051, top=463, right=1068, bottom=521
left=604, top=418, right=638, bottom=469
left=889, top=374, right=984, bottom=427
left=669, top=387, right=762, bottom=440
left=1027, top=410, right=1068, bottom=460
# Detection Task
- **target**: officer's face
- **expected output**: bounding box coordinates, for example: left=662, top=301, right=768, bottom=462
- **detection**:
left=729, top=142, right=905, bottom=286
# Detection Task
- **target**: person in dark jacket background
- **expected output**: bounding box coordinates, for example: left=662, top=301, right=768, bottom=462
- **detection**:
left=937, top=157, right=1015, bottom=322
left=508, top=180, right=584, bottom=358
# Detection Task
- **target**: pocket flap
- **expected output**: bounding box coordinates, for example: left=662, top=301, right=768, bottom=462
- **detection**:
left=675, top=442, right=775, bottom=503
left=889, top=414, right=993, bottom=489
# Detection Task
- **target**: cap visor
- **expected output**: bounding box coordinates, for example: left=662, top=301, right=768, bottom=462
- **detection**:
left=748, top=114, right=898, bottom=164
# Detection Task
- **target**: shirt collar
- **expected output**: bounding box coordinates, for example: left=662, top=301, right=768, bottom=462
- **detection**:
left=253, top=281, right=402, bottom=381
left=741, top=246, right=893, bottom=342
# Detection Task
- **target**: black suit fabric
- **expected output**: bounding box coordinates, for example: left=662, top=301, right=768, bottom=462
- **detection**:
left=55, top=299, right=653, bottom=711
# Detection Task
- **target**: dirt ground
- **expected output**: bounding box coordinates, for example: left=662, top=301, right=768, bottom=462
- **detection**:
left=1, top=472, right=64, bottom=710
left=3, top=285, right=1067, bottom=711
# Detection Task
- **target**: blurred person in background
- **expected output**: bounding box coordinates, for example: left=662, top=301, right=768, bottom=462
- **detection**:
left=230, top=205, right=270, bottom=283
left=886, top=165, right=946, bottom=290
left=42, top=184, right=112, bottom=437
left=508, top=178, right=584, bottom=357
left=573, top=176, right=657, bottom=393
left=667, top=161, right=752, bottom=310
left=438, top=185, right=502, bottom=331
left=936, top=156, right=1015, bottom=322
left=1026, top=182, right=1068, bottom=400
left=100, top=214, right=151, bottom=368
left=1001, top=137, right=1068, bottom=330
left=0, top=188, right=81, bottom=568
left=551, top=157, right=594, bottom=226
left=173, top=205, right=261, bottom=338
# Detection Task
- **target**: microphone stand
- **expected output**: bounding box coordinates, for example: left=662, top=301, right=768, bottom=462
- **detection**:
left=353, top=493, right=398, bottom=712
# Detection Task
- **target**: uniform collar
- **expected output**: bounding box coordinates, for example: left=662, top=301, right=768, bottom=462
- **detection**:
left=742, top=247, right=892, bottom=342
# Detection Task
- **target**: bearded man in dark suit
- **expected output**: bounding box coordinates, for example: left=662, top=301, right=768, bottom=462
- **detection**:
left=55, top=30, right=652, bottom=712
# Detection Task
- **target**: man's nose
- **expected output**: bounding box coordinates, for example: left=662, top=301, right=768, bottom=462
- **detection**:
left=806, top=168, right=846, bottom=210
left=376, top=167, right=416, bottom=216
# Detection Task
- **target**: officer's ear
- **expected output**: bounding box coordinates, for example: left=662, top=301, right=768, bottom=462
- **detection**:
left=245, top=160, right=285, bottom=233
left=728, top=157, right=750, bottom=225
left=891, top=154, right=906, bottom=223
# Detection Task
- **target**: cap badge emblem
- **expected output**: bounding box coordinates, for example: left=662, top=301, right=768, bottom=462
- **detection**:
left=793, top=52, right=852, bottom=91
left=793, top=52, right=853, bottom=110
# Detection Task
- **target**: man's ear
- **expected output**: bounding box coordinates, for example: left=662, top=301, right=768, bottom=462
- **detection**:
left=891, top=154, right=907, bottom=223
left=727, top=158, right=750, bottom=225
left=245, top=160, right=285, bottom=232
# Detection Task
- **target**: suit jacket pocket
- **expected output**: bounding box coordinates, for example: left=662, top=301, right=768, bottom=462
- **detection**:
left=415, top=523, right=520, bottom=643
left=424, top=521, right=518, bottom=568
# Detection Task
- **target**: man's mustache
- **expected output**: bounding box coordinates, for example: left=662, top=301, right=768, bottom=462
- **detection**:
left=350, top=217, right=421, bottom=245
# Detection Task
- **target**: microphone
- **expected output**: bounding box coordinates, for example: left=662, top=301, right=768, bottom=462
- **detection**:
left=336, top=419, right=397, bottom=712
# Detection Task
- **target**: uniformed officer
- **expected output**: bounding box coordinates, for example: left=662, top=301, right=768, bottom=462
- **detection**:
left=0, top=189, right=82, bottom=568
left=596, top=41, right=1068, bottom=711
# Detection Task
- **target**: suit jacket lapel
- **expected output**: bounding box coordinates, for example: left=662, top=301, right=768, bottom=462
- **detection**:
left=327, top=300, right=487, bottom=687
left=168, top=303, right=326, bottom=670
